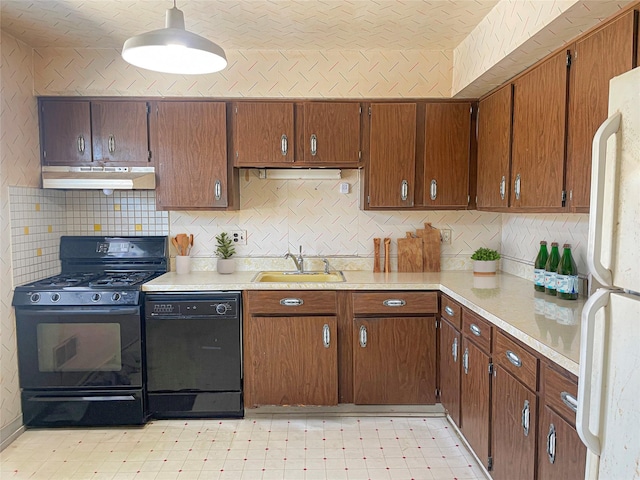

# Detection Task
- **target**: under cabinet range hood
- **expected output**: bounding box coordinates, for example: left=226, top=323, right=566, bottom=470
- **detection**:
left=42, top=166, right=156, bottom=190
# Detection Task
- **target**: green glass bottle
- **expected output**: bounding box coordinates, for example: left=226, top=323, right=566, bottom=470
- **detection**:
left=534, top=241, right=549, bottom=292
left=545, top=242, right=560, bottom=296
left=556, top=243, right=579, bottom=300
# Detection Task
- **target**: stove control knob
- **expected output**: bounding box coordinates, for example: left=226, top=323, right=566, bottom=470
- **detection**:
left=51, top=293, right=61, bottom=303
left=30, top=293, right=41, bottom=303
left=216, top=303, right=228, bottom=315
left=112, top=293, right=121, bottom=302
left=91, top=293, right=102, bottom=303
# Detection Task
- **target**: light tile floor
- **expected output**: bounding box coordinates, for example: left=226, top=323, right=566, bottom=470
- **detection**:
left=0, top=416, right=487, bottom=480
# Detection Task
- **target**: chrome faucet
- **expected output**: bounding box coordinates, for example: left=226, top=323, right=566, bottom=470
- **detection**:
left=284, top=245, right=304, bottom=273
left=322, top=258, right=331, bottom=274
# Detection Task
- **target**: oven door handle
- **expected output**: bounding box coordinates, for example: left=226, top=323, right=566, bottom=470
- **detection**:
left=21, top=307, right=140, bottom=315
left=26, top=395, right=136, bottom=402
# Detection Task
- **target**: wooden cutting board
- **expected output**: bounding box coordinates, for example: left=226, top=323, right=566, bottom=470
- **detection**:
left=397, top=234, right=424, bottom=272
left=418, top=223, right=441, bottom=272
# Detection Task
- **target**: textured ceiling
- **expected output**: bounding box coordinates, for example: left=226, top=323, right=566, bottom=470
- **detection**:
left=1, top=0, right=499, bottom=51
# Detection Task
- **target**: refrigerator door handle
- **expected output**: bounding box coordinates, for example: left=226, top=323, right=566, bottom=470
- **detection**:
left=577, top=288, right=610, bottom=455
left=588, top=112, right=621, bottom=287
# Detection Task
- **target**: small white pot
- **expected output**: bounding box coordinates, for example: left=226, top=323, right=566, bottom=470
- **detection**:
left=217, top=258, right=235, bottom=274
left=473, top=259, right=497, bottom=276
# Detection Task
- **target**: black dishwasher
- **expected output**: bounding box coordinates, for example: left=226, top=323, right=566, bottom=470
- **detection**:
left=144, top=292, right=243, bottom=418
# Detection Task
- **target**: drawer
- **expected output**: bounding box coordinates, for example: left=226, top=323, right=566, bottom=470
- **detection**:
left=495, top=331, right=539, bottom=391
left=462, top=309, right=492, bottom=353
left=543, top=364, right=579, bottom=425
left=246, top=290, right=337, bottom=315
left=352, top=292, right=438, bottom=316
left=440, top=294, right=462, bottom=330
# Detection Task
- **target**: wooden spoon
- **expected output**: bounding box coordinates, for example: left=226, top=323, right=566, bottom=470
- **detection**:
left=171, top=236, right=181, bottom=255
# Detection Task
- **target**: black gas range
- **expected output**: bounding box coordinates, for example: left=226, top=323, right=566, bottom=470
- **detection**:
left=12, top=236, right=167, bottom=427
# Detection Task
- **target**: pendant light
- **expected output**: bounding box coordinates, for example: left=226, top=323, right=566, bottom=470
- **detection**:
left=122, top=1, right=227, bottom=75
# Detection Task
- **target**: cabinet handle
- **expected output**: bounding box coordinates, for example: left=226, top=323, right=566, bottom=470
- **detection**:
left=515, top=174, right=521, bottom=200
left=430, top=179, right=437, bottom=200
left=452, top=338, right=458, bottom=363
left=463, top=347, right=469, bottom=374
left=444, top=305, right=455, bottom=317
left=506, top=350, right=522, bottom=368
left=108, top=134, right=116, bottom=153
left=500, top=175, right=506, bottom=200
left=359, top=325, right=367, bottom=348
left=522, top=399, right=530, bottom=436
left=310, top=134, right=317, bottom=156
left=547, top=423, right=556, bottom=464
left=401, top=180, right=409, bottom=201
left=77, top=135, right=85, bottom=154
left=382, top=299, right=406, bottom=307
left=281, top=134, right=288, bottom=156
left=279, top=298, right=304, bottom=306
left=214, top=180, right=222, bottom=201
left=469, top=323, right=482, bottom=337
left=322, top=324, right=330, bottom=348
left=561, top=391, right=578, bottom=413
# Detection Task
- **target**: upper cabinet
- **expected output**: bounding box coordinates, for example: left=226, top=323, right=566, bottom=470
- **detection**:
left=364, top=103, right=417, bottom=208
left=566, top=10, right=637, bottom=212
left=232, top=101, right=362, bottom=167
left=154, top=101, right=238, bottom=210
left=421, top=102, right=472, bottom=208
left=232, top=102, right=295, bottom=166
left=298, top=102, right=362, bottom=165
left=511, top=50, right=569, bottom=211
left=476, top=85, right=512, bottom=210
left=40, top=100, right=150, bottom=166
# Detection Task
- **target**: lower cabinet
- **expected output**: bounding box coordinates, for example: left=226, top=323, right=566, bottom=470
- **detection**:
left=353, top=316, right=436, bottom=404
left=538, top=405, right=587, bottom=479
left=438, top=318, right=461, bottom=426
left=491, top=367, right=537, bottom=480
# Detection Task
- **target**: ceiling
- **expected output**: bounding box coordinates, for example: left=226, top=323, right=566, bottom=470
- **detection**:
left=1, top=0, right=500, bottom=51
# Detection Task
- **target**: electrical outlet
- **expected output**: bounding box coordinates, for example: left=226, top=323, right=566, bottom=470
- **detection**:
left=440, top=229, right=452, bottom=245
left=230, top=230, right=247, bottom=245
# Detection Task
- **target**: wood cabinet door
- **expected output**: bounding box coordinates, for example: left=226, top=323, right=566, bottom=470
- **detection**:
left=91, top=101, right=149, bottom=165
left=511, top=51, right=568, bottom=210
left=439, top=319, right=461, bottom=426
left=460, top=338, right=491, bottom=467
left=155, top=102, right=228, bottom=209
left=423, top=102, right=471, bottom=208
left=566, top=10, right=636, bottom=212
left=353, top=316, right=436, bottom=404
left=245, top=316, right=338, bottom=407
left=367, top=103, right=416, bottom=208
left=40, top=100, right=92, bottom=165
left=302, top=102, right=361, bottom=165
left=537, top=405, right=587, bottom=480
left=491, top=367, right=537, bottom=480
left=477, top=85, right=512, bottom=210
left=233, top=102, right=294, bottom=165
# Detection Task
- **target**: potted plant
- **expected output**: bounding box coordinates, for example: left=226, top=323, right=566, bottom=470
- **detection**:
left=215, top=232, right=236, bottom=274
left=471, top=247, right=501, bottom=275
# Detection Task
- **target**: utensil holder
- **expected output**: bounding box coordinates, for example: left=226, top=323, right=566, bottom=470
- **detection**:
left=176, top=255, right=191, bottom=274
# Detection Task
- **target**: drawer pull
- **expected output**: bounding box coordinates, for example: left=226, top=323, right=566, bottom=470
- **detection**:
left=383, top=299, right=406, bottom=307
left=521, top=399, right=530, bottom=436
left=462, top=347, right=469, bottom=375
left=359, top=325, right=367, bottom=348
left=322, top=324, right=330, bottom=348
left=506, top=350, right=522, bottom=368
left=77, top=135, right=85, bottom=154
left=444, top=305, right=455, bottom=317
left=214, top=179, right=222, bottom=200
left=469, top=323, right=482, bottom=336
left=547, top=423, right=556, bottom=464
left=310, top=134, right=317, bottom=156
left=452, top=338, right=458, bottom=363
left=281, top=134, right=288, bottom=156
left=401, top=180, right=409, bottom=201
left=561, top=391, right=578, bottom=413
left=279, top=298, right=304, bottom=306
left=108, top=134, right=116, bottom=153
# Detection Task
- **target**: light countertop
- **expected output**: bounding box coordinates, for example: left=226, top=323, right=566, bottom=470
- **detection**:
left=143, top=270, right=583, bottom=375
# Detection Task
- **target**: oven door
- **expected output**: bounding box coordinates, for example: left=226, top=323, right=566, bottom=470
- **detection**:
left=15, top=306, right=142, bottom=389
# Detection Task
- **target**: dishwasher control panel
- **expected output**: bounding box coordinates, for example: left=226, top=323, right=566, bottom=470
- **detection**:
left=146, top=293, right=240, bottom=319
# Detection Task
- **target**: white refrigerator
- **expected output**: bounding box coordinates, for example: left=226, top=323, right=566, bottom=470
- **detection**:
left=577, top=67, right=640, bottom=479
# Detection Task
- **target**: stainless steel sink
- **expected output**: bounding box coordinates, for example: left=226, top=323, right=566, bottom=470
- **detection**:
left=252, top=271, right=346, bottom=283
